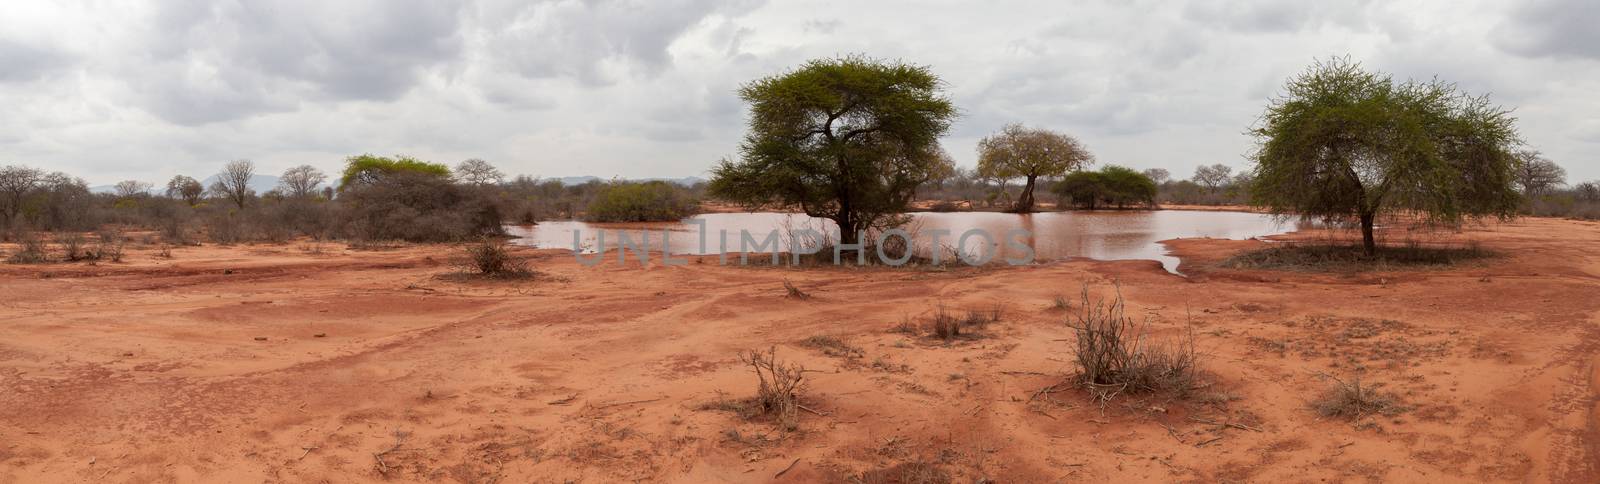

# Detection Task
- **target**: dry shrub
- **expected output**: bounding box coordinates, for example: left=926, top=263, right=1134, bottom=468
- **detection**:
left=95, top=228, right=125, bottom=262
left=1312, top=374, right=1404, bottom=420
left=739, top=346, right=805, bottom=431
left=1068, top=284, right=1199, bottom=402
left=58, top=232, right=85, bottom=261
left=458, top=237, right=531, bottom=278
left=5, top=232, right=48, bottom=264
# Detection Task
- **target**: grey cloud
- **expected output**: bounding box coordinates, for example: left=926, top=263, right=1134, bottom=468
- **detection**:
left=478, top=0, right=765, bottom=87
left=129, top=0, right=464, bottom=124
left=1182, top=0, right=1374, bottom=33
left=0, top=38, right=71, bottom=83
left=1494, top=0, right=1600, bottom=60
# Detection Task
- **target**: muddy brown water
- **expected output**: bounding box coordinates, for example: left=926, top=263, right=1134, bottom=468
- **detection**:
left=505, top=210, right=1296, bottom=273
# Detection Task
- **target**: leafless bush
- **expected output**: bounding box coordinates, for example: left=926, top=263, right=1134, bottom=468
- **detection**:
left=5, top=232, right=48, bottom=264
left=739, top=346, right=805, bottom=431
left=458, top=237, right=531, bottom=278
left=58, top=232, right=85, bottom=261
left=96, top=228, right=125, bottom=262
left=1312, top=374, right=1404, bottom=421
left=1067, top=284, right=1199, bottom=402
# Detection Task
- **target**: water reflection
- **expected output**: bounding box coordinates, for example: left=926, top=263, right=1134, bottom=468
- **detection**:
left=504, top=210, right=1295, bottom=274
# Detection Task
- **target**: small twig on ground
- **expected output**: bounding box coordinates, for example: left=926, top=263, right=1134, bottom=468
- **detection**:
left=1189, top=417, right=1262, bottom=432
left=596, top=397, right=663, bottom=409
left=547, top=394, right=578, bottom=405
left=797, top=404, right=828, bottom=416
left=1195, top=436, right=1225, bottom=447
left=774, top=458, right=801, bottom=478
left=298, top=446, right=318, bottom=460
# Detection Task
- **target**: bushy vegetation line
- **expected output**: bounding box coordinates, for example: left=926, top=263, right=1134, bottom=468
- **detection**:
left=0, top=157, right=705, bottom=252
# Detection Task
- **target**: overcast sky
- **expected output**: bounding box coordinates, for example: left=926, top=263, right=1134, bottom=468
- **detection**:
left=1, top=0, right=1596, bottom=186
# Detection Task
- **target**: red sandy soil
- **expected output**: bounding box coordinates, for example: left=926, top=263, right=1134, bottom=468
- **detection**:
left=2, top=217, right=1599, bottom=483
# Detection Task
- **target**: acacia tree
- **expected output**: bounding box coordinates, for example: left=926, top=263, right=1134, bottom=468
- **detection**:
left=0, top=165, right=43, bottom=223
left=454, top=159, right=504, bottom=186
left=976, top=124, right=1093, bottom=212
left=1248, top=58, right=1522, bottom=255
left=708, top=56, right=957, bottom=244
left=1141, top=168, right=1171, bottom=185
left=1192, top=164, right=1232, bottom=193
left=210, top=159, right=256, bottom=209
left=279, top=165, right=327, bottom=198
left=166, top=175, right=204, bottom=206
left=1512, top=150, right=1565, bottom=197
left=113, top=180, right=152, bottom=198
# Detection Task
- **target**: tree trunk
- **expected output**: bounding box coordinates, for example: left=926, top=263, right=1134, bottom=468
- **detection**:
left=1015, top=175, right=1037, bottom=213
left=1359, top=211, right=1376, bottom=256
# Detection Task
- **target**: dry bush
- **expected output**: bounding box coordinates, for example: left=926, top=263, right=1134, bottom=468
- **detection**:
left=458, top=237, right=531, bottom=278
left=95, top=228, right=125, bottom=262
left=1312, top=374, right=1404, bottom=421
left=5, top=232, right=49, bottom=264
left=1052, top=294, right=1070, bottom=311
left=1067, top=284, right=1199, bottom=402
left=58, top=232, right=85, bottom=261
left=739, top=346, right=805, bottom=431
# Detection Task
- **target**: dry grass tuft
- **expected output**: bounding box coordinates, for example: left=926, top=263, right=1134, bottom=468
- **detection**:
left=1312, top=374, right=1405, bottom=421
left=800, top=335, right=862, bottom=359
left=1067, top=284, right=1200, bottom=403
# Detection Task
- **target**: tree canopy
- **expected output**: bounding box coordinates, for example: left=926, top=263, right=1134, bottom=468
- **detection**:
left=339, top=154, right=452, bottom=189
left=708, top=56, right=957, bottom=244
left=976, top=123, right=1093, bottom=213
left=1052, top=165, right=1157, bottom=210
left=1248, top=58, right=1522, bottom=254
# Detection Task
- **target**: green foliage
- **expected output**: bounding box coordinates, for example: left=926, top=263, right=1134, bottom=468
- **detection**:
left=584, top=181, right=698, bottom=222
left=1052, top=165, right=1157, bottom=209
left=709, top=55, right=957, bottom=243
left=339, top=154, right=452, bottom=189
left=1248, top=58, right=1522, bottom=254
left=977, top=123, right=1093, bottom=212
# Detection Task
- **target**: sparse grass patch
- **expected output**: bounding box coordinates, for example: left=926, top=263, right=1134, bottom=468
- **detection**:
left=1066, top=284, right=1201, bottom=403
left=1222, top=241, right=1493, bottom=272
left=800, top=334, right=862, bottom=359
left=1051, top=294, right=1070, bottom=311
left=1312, top=374, right=1406, bottom=421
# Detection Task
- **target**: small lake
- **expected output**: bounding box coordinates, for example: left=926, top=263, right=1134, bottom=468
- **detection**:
left=505, top=210, right=1296, bottom=274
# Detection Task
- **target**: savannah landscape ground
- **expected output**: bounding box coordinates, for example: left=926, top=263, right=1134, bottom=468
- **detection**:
left=2, top=214, right=1597, bottom=483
